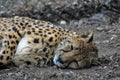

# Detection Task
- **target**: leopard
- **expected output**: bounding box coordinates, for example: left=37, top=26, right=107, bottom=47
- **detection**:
left=0, top=16, right=98, bottom=69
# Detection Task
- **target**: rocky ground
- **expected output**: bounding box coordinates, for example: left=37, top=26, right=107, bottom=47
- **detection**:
left=0, top=0, right=120, bottom=80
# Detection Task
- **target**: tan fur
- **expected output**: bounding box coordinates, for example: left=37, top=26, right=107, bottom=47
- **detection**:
left=0, top=16, right=98, bottom=69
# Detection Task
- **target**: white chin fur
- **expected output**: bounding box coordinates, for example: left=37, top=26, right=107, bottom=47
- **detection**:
left=53, top=55, right=58, bottom=65
left=53, top=55, right=67, bottom=68
left=53, top=55, right=62, bottom=67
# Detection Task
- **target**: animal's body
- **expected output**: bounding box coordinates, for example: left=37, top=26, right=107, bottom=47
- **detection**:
left=0, top=16, right=98, bottom=69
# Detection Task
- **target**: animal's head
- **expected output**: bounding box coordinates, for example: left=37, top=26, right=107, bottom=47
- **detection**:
left=53, top=30, right=98, bottom=69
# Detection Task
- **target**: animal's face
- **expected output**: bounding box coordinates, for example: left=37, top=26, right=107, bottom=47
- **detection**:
left=53, top=30, right=98, bottom=69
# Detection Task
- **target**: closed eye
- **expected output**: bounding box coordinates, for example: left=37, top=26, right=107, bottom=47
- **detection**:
left=60, top=45, right=73, bottom=52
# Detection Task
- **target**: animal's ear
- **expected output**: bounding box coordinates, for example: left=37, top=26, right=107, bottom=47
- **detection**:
left=80, top=30, right=93, bottom=43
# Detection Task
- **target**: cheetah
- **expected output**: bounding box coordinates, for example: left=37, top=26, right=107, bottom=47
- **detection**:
left=0, top=16, right=98, bottom=69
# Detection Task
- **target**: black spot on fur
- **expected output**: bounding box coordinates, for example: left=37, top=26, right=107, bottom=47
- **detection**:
left=49, top=37, right=53, bottom=42
left=39, top=29, right=43, bottom=30
left=46, top=29, right=50, bottom=31
left=10, top=52, right=13, bottom=56
left=13, top=27, right=22, bottom=37
left=11, top=41, right=15, bottom=44
left=44, top=35, right=47, bottom=37
left=12, top=27, right=17, bottom=32
left=53, top=30, right=56, bottom=33
left=28, top=25, right=32, bottom=27
left=12, top=46, right=15, bottom=49
left=8, top=46, right=10, bottom=49
left=49, top=45, right=52, bottom=48
left=6, top=56, right=10, bottom=60
left=48, top=32, right=51, bottom=34
left=39, top=31, right=42, bottom=33
left=55, top=34, right=57, bottom=37
left=22, top=27, right=25, bottom=29
left=25, top=61, right=31, bottom=65
left=10, top=46, right=15, bottom=51
left=43, top=48, right=47, bottom=52
left=57, top=32, right=60, bottom=34
left=4, top=40, right=7, bottom=43
left=15, top=22, right=18, bottom=25
left=44, top=31, right=46, bottom=33
left=9, top=35, right=12, bottom=39
left=35, top=33, right=39, bottom=35
left=35, top=26, right=39, bottom=28
left=8, top=29, right=11, bottom=31
left=2, top=51, right=5, bottom=54
left=27, top=31, right=31, bottom=35
left=40, top=34, right=43, bottom=36
left=33, top=38, right=39, bottom=43
left=17, top=31, right=22, bottom=38
left=10, top=47, right=13, bottom=51
left=6, top=51, right=8, bottom=53
left=0, top=55, right=3, bottom=60
left=55, top=39, right=57, bottom=42
left=13, top=35, right=17, bottom=39
left=25, top=23, right=28, bottom=26
left=28, top=41, right=31, bottom=43
left=20, top=23, right=23, bottom=26
left=16, top=40, right=19, bottom=44
left=32, top=28, right=35, bottom=32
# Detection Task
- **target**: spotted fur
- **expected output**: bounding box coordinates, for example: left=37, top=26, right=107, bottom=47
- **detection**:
left=0, top=16, right=98, bottom=69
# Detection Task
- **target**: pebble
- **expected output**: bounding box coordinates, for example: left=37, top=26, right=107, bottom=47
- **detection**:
left=103, top=66, right=108, bottom=69
left=65, top=72, right=70, bottom=75
left=7, top=73, right=13, bottom=76
left=95, top=73, right=101, bottom=78
left=24, top=75, right=28, bottom=80
left=64, top=71, right=74, bottom=75
left=96, top=27, right=104, bottom=31
left=114, top=64, right=119, bottom=68
left=103, top=40, right=109, bottom=43
left=60, top=20, right=67, bottom=25
left=33, top=78, right=37, bottom=80
left=108, top=70, right=113, bottom=73
left=110, top=35, right=117, bottom=40
left=15, top=72, right=23, bottom=76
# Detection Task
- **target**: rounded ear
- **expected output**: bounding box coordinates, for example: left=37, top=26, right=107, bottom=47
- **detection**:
left=80, top=30, right=93, bottom=43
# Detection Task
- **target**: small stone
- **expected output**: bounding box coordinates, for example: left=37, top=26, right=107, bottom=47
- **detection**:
left=60, top=20, right=67, bottom=25
left=33, top=78, right=37, bottom=80
left=7, top=73, right=13, bottom=76
left=65, top=72, right=70, bottom=75
left=96, top=27, right=104, bottom=31
left=103, top=66, right=107, bottom=69
left=114, top=64, right=119, bottom=68
left=15, top=72, right=22, bottom=76
left=103, top=40, right=109, bottom=43
left=0, top=11, right=5, bottom=14
left=110, top=56, right=113, bottom=60
left=108, top=70, right=113, bottom=73
left=73, top=1, right=78, bottom=6
left=69, top=71, right=74, bottom=74
left=53, top=65, right=58, bottom=69
left=110, top=35, right=117, bottom=40
left=47, top=2, right=52, bottom=5
left=95, top=73, right=101, bottom=77
left=24, top=75, right=28, bottom=80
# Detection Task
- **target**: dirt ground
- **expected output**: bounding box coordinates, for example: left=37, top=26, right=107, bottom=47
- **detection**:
left=0, top=0, right=120, bottom=80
